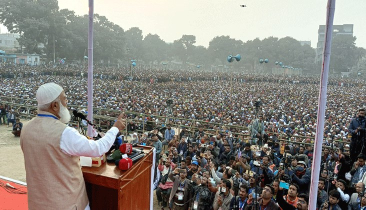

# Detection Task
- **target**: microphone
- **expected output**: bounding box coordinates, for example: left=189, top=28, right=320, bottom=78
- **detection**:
left=72, top=110, right=78, bottom=117
left=120, top=143, right=133, bottom=155
left=114, top=154, right=145, bottom=170
left=120, top=143, right=143, bottom=155
left=73, top=110, right=94, bottom=126
left=115, top=158, right=133, bottom=170
left=73, top=110, right=86, bottom=120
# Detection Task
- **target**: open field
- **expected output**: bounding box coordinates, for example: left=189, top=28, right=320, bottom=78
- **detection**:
left=0, top=121, right=27, bottom=183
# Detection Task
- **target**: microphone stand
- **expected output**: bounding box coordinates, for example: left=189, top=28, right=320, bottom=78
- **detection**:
left=74, top=111, right=94, bottom=135
left=75, top=116, right=86, bottom=136
left=82, top=117, right=94, bottom=127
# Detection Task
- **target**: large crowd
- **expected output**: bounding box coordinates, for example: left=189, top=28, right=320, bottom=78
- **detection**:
left=1, top=65, right=366, bottom=209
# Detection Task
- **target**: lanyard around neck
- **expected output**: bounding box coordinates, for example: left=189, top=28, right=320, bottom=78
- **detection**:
left=37, top=114, right=58, bottom=119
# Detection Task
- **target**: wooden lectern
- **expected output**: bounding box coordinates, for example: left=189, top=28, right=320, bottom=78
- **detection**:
left=82, top=146, right=154, bottom=210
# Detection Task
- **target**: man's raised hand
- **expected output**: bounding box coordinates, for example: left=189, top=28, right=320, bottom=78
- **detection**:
left=113, top=113, right=126, bottom=131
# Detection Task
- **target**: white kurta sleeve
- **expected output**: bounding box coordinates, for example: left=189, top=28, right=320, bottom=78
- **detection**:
left=60, top=126, right=119, bottom=157
left=337, top=187, right=350, bottom=202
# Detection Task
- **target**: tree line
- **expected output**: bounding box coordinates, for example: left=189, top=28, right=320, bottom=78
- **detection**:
left=0, top=0, right=365, bottom=74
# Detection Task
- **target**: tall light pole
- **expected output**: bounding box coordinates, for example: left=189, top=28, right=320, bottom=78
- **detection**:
left=227, top=54, right=241, bottom=103
left=130, top=60, right=136, bottom=80
left=162, top=62, right=167, bottom=70
left=259, top=58, right=269, bottom=73
left=53, top=35, right=56, bottom=64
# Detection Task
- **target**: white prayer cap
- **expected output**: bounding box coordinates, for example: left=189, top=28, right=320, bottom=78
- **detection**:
left=36, top=82, right=63, bottom=105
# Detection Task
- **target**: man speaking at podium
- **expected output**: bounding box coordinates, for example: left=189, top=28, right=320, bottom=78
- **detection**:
left=20, top=82, right=126, bottom=210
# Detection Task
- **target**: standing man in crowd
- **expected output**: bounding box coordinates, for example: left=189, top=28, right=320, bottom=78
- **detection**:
left=179, top=127, right=188, bottom=140
left=168, top=168, right=191, bottom=210
left=164, top=124, right=175, bottom=149
left=151, top=134, right=162, bottom=160
left=243, top=143, right=253, bottom=160
left=290, top=160, right=311, bottom=194
left=349, top=108, right=366, bottom=164
left=230, top=184, right=249, bottom=210
left=351, top=154, right=366, bottom=185
left=321, top=189, right=342, bottom=210
left=361, top=194, right=366, bottom=210
left=213, top=180, right=233, bottom=210
left=0, top=104, right=6, bottom=125
left=20, top=82, right=126, bottom=210
left=247, top=184, right=279, bottom=210
left=250, top=114, right=265, bottom=146
left=317, top=178, right=328, bottom=208
left=348, top=182, right=365, bottom=210
left=195, top=126, right=205, bottom=141
left=283, top=183, right=299, bottom=207
left=276, top=187, right=309, bottom=210
left=156, top=157, right=175, bottom=208
left=190, top=175, right=212, bottom=210
left=177, top=137, right=188, bottom=158
left=7, top=109, right=16, bottom=127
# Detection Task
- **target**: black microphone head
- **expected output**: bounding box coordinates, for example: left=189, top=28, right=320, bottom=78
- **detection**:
left=77, top=112, right=86, bottom=120
left=73, top=110, right=86, bottom=120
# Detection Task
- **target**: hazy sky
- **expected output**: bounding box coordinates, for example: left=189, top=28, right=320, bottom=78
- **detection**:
left=4, top=0, right=366, bottom=49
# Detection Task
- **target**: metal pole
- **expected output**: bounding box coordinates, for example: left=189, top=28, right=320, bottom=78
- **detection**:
left=130, top=63, right=132, bottom=79
left=87, top=0, right=94, bottom=137
left=309, top=1, right=335, bottom=209
left=230, top=73, right=233, bottom=103
left=53, top=35, right=55, bottom=64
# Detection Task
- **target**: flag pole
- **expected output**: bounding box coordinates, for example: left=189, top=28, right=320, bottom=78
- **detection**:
left=309, top=1, right=336, bottom=209
left=87, top=0, right=94, bottom=137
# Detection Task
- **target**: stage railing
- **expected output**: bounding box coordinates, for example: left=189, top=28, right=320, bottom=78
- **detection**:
left=0, top=96, right=350, bottom=150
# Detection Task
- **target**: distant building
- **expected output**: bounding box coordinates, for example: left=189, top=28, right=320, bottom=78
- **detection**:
left=0, top=33, right=20, bottom=52
left=0, top=33, right=44, bottom=53
left=299, top=41, right=311, bottom=47
left=0, top=50, right=16, bottom=64
left=316, top=24, right=353, bottom=63
left=15, top=54, right=40, bottom=66
left=0, top=50, right=40, bottom=66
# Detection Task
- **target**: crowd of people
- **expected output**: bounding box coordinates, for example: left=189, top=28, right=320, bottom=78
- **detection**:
left=1, top=65, right=366, bottom=209
left=148, top=118, right=366, bottom=209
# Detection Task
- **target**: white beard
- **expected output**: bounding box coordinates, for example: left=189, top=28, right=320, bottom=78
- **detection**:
left=59, top=102, right=71, bottom=124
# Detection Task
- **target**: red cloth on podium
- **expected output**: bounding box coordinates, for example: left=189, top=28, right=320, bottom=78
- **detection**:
left=0, top=178, right=28, bottom=210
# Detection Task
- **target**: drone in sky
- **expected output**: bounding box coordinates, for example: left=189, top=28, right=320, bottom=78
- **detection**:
left=240, top=5, right=247, bottom=7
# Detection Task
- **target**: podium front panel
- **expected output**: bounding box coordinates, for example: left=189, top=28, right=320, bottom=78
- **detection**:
left=83, top=147, right=153, bottom=210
